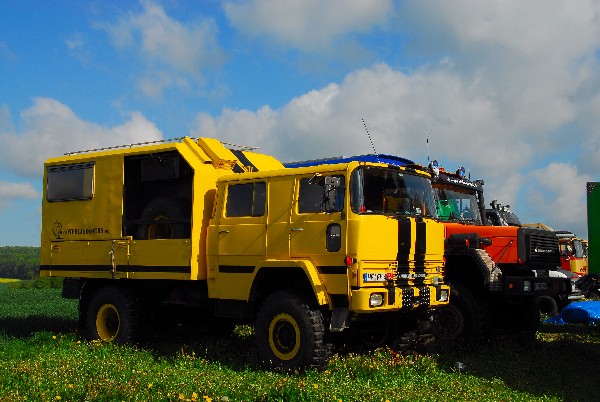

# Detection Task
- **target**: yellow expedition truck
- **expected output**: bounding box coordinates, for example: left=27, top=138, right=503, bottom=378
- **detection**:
left=40, top=137, right=449, bottom=370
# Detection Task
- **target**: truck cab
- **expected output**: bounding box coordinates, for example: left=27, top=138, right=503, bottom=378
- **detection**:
left=554, top=231, right=588, bottom=277
left=485, top=200, right=522, bottom=227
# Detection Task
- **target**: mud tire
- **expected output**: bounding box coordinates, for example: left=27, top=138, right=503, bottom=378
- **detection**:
left=255, top=291, right=330, bottom=371
left=85, top=287, right=138, bottom=343
left=431, top=283, right=490, bottom=342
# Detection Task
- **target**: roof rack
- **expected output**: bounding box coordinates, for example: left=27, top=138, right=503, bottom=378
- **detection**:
left=64, top=136, right=258, bottom=156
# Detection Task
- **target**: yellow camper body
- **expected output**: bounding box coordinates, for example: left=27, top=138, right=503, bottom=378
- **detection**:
left=41, top=137, right=283, bottom=281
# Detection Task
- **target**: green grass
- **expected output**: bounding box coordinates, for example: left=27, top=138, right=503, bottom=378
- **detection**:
left=0, top=287, right=598, bottom=401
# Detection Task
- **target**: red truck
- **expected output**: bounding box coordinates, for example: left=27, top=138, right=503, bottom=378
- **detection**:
left=426, top=161, right=572, bottom=340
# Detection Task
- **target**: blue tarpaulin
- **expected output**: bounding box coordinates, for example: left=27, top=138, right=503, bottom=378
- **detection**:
left=545, top=301, right=600, bottom=325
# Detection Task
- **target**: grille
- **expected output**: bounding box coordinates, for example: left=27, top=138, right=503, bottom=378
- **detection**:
left=521, top=228, right=561, bottom=268
left=401, top=287, right=415, bottom=309
left=418, top=286, right=431, bottom=307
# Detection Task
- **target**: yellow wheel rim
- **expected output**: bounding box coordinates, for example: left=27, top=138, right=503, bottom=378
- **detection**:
left=96, top=303, right=120, bottom=342
left=268, top=313, right=301, bottom=361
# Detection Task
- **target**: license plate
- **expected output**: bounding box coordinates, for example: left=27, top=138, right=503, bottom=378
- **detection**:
left=534, top=283, right=548, bottom=290
left=363, top=272, right=386, bottom=282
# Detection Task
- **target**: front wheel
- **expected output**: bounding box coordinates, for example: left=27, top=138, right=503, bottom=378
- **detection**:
left=255, top=291, right=330, bottom=371
left=431, top=283, right=490, bottom=342
left=85, top=287, right=138, bottom=343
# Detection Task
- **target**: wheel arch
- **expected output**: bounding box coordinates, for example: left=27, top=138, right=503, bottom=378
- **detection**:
left=249, top=260, right=329, bottom=311
left=444, top=252, right=487, bottom=290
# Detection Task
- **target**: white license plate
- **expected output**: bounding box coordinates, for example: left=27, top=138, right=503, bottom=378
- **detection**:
left=363, top=272, right=386, bottom=282
left=534, top=283, right=548, bottom=290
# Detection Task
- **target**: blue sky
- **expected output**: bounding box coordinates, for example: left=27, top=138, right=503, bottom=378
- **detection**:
left=1, top=0, right=600, bottom=246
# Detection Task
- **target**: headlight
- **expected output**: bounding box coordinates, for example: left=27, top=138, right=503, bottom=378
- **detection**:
left=523, top=280, right=532, bottom=292
left=438, top=289, right=449, bottom=302
left=369, top=293, right=384, bottom=307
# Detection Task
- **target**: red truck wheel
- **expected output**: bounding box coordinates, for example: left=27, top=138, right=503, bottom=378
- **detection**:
left=431, top=283, right=490, bottom=342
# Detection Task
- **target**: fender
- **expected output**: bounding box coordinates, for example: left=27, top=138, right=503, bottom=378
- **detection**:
left=252, top=259, right=329, bottom=306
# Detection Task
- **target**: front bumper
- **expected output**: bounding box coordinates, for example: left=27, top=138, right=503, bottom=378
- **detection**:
left=350, top=284, right=450, bottom=313
left=504, top=276, right=570, bottom=297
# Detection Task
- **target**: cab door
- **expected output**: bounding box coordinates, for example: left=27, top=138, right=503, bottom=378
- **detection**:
left=289, top=174, right=348, bottom=293
left=212, top=180, right=267, bottom=299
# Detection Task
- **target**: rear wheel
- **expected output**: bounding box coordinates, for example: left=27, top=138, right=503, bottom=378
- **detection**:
left=587, top=289, right=600, bottom=300
left=85, top=287, right=138, bottom=343
left=255, top=291, right=330, bottom=371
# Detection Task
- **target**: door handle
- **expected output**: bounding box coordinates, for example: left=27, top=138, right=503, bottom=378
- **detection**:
left=219, top=230, right=230, bottom=234
left=290, top=228, right=304, bottom=232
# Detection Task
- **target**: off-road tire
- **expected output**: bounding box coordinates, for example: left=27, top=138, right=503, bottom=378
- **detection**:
left=431, top=283, right=490, bottom=342
left=587, top=289, right=600, bottom=300
left=136, top=198, right=186, bottom=240
left=537, top=295, right=559, bottom=318
left=255, top=291, right=331, bottom=371
left=85, top=287, right=139, bottom=343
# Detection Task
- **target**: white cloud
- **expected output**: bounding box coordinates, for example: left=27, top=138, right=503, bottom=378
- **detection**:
left=0, top=98, right=162, bottom=177
left=0, top=181, right=39, bottom=211
left=0, top=181, right=38, bottom=200
left=102, top=0, right=225, bottom=97
left=224, top=0, right=393, bottom=51
left=399, top=0, right=600, bottom=135
left=0, top=104, right=13, bottom=133
left=528, top=163, right=592, bottom=235
left=193, top=63, right=533, bottom=176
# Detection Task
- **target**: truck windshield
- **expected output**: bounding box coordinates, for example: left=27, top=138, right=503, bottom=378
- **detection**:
left=350, top=166, right=437, bottom=218
left=572, top=239, right=585, bottom=258
left=434, top=186, right=482, bottom=224
left=500, top=210, right=521, bottom=226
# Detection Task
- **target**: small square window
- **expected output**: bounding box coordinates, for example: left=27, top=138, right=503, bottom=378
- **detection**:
left=47, top=163, right=95, bottom=202
left=225, top=182, right=266, bottom=217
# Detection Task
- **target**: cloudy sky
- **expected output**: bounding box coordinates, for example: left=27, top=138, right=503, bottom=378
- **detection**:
left=1, top=0, right=599, bottom=245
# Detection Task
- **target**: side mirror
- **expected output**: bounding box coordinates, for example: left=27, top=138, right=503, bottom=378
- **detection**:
left=323, top=176, right=342, bottom=213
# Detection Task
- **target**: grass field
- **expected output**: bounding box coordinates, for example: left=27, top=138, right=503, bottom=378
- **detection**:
left=0, top=286, right=598, bottom=401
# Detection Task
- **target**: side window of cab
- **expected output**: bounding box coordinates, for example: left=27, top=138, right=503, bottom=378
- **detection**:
left=225, top=182, right=266, bottom=217
left=298, top=175, right=345, bottom=214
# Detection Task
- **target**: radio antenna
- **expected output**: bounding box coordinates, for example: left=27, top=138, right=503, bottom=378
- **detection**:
left=362, top=118, right=379, bottom=162
left=427, top=117, right=439, bottom=163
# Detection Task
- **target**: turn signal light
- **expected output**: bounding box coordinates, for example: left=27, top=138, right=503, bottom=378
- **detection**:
left=344, top=256, right=354, bottom=267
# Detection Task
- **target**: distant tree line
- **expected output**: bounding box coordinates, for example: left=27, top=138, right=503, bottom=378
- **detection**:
left=0, top=246, right=40, bottom=279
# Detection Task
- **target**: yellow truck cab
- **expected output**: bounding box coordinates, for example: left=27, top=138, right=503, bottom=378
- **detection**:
left=40, top=137, right=449, bottom=370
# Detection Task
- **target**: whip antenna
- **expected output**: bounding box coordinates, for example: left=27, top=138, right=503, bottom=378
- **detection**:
left=362, top=118, right=379, bottom=162
left=427, top=117, right=439, bottom=163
